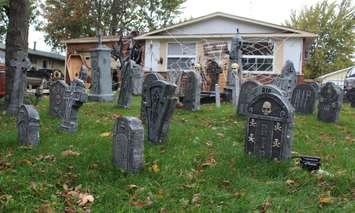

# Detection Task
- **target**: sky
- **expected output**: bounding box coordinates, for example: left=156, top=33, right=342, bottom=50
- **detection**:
left=28, top=0, right=333, bottom=53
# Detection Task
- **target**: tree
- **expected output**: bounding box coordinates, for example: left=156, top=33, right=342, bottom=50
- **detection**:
left=40, top=0, right=186, bottom=50
left=285, top=0, right=354, bottom=78
left=5, top=0, right=30, bottom=114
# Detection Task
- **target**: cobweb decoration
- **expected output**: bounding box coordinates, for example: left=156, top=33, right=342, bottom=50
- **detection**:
left=241, top=38, right=274, bottom=72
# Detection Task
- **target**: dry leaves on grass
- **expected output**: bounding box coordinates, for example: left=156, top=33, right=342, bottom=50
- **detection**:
left=100, top=132, right=112, bottom=137
left=130, top=196, right=153, bottom=208
left=150, top=161, right=160, bottom=173
left=319, top=191, right=333, bottom=205
left=60, top=184, right=94, bottom=208
left=0, top=160, right=11, bottom=170
left=61, top=150, right=80, bottom=157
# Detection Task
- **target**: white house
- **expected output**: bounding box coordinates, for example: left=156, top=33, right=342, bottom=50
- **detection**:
left=135, top=12, right=316, bottom=85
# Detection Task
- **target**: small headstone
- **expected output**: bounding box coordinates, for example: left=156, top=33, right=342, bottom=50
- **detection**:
left=132, top=62, right=144, bottom=95
left=245, top=86, right=294, bottom=160
left=317, top=82, right=343, bottom=122
left=291, top=84, right=317, bottom=114
left=272, top=60, right=297, bottom=99
left=346, top=88, right=355, bottom=107
left=237, top=80, right=261, bottom=116
left=117, top=60, right=134, bottom=108
left=112, top=116, right=144, bottom=173
left=59, top=79, right=88, bottom=133
left=142, top=74, right=177, bottom=144
left=49, top=80, right=69, bottom=118
left=17, top=105, right=40, bottom=146
left=141, top=73, right=160, bottom=124
left=182, top=70, right=201, bottom=111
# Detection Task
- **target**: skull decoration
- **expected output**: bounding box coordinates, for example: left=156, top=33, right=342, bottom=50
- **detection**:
left=262, top=101, right=272, bottom=115
left=194, top=63, right=202, bottom=72
left=231, top=63, right=239, bottom=73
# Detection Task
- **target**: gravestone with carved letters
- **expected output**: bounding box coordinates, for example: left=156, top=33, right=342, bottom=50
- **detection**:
left=182, top=70, right=201, bottom=111
left=317, top=82, right=343, bottom=122
left=141, top=73, right=177, bottom=144
left=238, top=80, right=261, bottom=115
left=141, top=73, right=160, bottom=124
left=112, top=116, right=144, bottom=173
left=272, top=60, right=297, bottom=99
left=291, top=84, right=317, bottom=114
left=49, top=80, right=68, bottom=118
left=118, top=60, right=134, bottom=108
left=346, top=88, right=355, bottom=107
left=245, top=86, right=294, bottom=160
left=17, top=105, right=40, bottom=146
left=132, top=62, right=144, bottom=95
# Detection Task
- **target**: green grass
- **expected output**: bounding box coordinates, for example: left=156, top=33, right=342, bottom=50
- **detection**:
left=0, top=96, right=354, bottom=212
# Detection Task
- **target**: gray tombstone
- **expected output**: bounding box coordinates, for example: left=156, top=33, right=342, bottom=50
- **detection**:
left=142, top=74, right=177, bottom=144
left=317, top=82, right=343, bottom=122
left=237, top=80, right=261, bottom=116
left=132, top=62, right=144, bottom=95
left=112, top=116, right=144, bottom=173
left=245, top=86, right=294, bottom=160
left=49, top=80, right=68, bottom=118
left=7, top=52, right=32, bottom=115
left=141, top=73, right=160, bottom=124
left=17, top=105, right=40, bottom=146
left=346, top=88, right=355, bottom=107
left=117, top=60, right=134, bottom=108
left=291, top=84, right=317, bottom=114
left=89, top=44, right=113, bottom=102
left=182, top=70, right=201, bottom=111
left=272, top=60, right=297, bottom=99
left=59, top=79, right=88, bottom=133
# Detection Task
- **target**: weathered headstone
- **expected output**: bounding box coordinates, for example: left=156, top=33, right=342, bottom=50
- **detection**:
left=117, top=60, right=134, bottom=108
left=272, top=60, right=297, bottom=99
left=17, top=105, right=40, bottom=146
left=182, top=70, right=201, bottom=111
left=291, top=84, right=317, bottom=114
left=141, top=73, right=160, bottom=124
left=142, top=74, right=177, bottom=144
left=245, top=86, right=294, bottom=160
left=112, top=116, right=144, bottom=173
left=89, top=41, right=113, bottom=102
left=249, top=84, right=288, bottom=102
left=59, top=79, right=88, bottom=133
left=237, top=80, right=261, bottom=116
left=132, top=62, right=144, bottom=95
left=49, top=80, right=68, bottom=118
left=346, top=88, right=355, bottom=107
left=317, top=82, right=343, bottom=122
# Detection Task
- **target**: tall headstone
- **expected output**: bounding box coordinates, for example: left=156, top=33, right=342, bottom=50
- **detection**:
left=237, top=80, right=261, bottom=116
left=117, top=60, right=134, bottom=108
left=245, top=86, right=294, bottom=160
left=132, top=62, right=144, bottom=95
left=272, top=60, right=297, bottom=99
left=112, top=116, right=144, bottom=173
left=317, top=82, right=343, bottom=122
left=7, top=52, right=32, bottom=115
left=59, top=79, right=88, bottom=133
left=49, top=80, right=68, bottom=118
left=142, top=75, right=177, bottom=144
left=291, top=84, right=317, bottom=114
left=17, top=105, right=40, bottom=146
left=141, top=73, right=160, bottom=124
left=89, top=40, right=113, bottom=102
left=182, top=70, right=201, bottom=111
left=346, top=88, right=355, bottom=107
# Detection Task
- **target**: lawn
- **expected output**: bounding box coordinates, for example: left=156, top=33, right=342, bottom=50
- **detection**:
left=0, top=96, right=354, bottom=212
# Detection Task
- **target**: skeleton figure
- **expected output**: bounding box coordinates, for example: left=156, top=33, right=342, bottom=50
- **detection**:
left=261, top=101, right=272, bottom=115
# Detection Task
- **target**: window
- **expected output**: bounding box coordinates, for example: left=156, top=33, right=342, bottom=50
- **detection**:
left=241, top=39, right=274, bottom=72
left=167, top=43, right=196, bottom=71
left=42, top=60, right=48, bottom=68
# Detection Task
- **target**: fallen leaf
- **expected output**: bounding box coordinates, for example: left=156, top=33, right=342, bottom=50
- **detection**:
left=61, top=150, right=80, bottom=157
left=319, top=192, right=333, bottom=205
left=100, top=132, right=111, bottom=137
left=286, top=179, right=295, bottom=186
left=191, top=193, right=200, bottom=205
left=19, top=159, right=33, bottom=165
left=37, top=203, right=54, bottom=213
left=151, top=162, right=160, bottom=173
left=77, top=193, right=94, bottom=206
left=127, top=184, right=139, bottom=190
left=259, top=198, right=272, bottom=213
left=130, top=201, right=146, bottom=208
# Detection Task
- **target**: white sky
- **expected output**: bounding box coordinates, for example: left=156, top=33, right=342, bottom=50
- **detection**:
left=28, top=0, right=335, bottom=53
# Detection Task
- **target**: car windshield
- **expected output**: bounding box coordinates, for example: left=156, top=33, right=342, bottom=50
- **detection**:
left=347, top=67, right=355, bottom=78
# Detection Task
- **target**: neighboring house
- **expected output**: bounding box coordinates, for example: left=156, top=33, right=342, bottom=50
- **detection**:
left=135, top=12, right=316, bottom=85
left=316, top=66, right=353, bottom=88
left=0, top=43, right=65, bottom=72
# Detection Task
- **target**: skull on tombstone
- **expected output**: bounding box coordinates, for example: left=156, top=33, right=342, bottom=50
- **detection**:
left=261, top=101, right=272, bottom=115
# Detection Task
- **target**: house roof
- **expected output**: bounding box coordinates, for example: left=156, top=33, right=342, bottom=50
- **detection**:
left=135, top=12, right=316, bottom=40
left=0, top=43, right=65, bottom=61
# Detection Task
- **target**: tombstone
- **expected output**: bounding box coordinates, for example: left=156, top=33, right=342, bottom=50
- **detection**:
left=88, top=41, right=113, bottom=102
left=182, top=70, right=201, bottom=111
left=7, top=52, right=32, bottom=115
left=291, top=84, right=317, bottom=114
left=245, top=86, right=294, bottom=160
left=317, top=82, right=343, bottom=122
left=49, top=80, right=69, bottom=118
left=59, top=79, right=88, bottom=133
left=346, top=88, right=355, bottom=107
left=237, top=80, right=261, bottom=116
left=132, top=62, right=144, bottom=95
left=141, top=73, right=160, bottom=124
left=272, top=60, right=297, bottom=99
left=142, top=74, right=177, bottom=144
left=112, top=116, right=144, bottom=173
left=117, top=60, right=134, bottom=108
left=17, top=105, right=40, bottom=146
left=249, top=84, right=288, bottom=106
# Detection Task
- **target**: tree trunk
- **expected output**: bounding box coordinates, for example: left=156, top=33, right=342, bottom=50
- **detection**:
left=5, top=0, right=30, bottom=115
